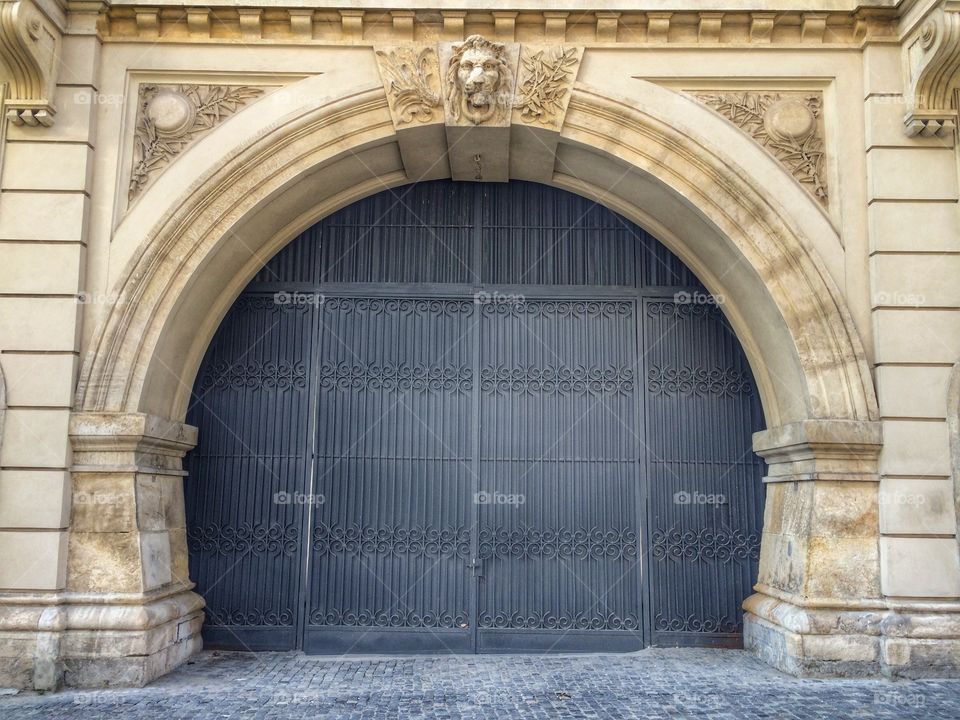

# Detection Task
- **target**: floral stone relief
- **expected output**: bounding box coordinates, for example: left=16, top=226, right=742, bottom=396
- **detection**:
left=129, top=84, right=265, bottom=201
left=514, top=45, right=583, bottom=130
left=693, top=91, right=828, bottom=206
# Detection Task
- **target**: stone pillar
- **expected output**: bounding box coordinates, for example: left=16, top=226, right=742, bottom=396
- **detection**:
left=743, top=419, right=886, bottom=676
left=62, top=412, right=203, bottom=687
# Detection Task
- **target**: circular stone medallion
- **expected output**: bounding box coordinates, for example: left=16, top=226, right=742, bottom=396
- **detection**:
left=764, top=98, right=815, bottom=141
left=146, top=91, right=196, bottom=135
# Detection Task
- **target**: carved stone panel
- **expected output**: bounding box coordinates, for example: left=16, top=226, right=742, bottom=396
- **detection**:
left=374, top=45, right=442, bottom=127
left=513, top=45, right=583, bottom=132
left=694, top=91, right=828, bottom=206
left=129, top=84, right=264, bottom=202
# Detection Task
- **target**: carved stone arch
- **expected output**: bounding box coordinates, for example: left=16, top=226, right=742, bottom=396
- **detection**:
left=67, top=70, right=887, bottom=682
left=76, top=76, right=877, bottom=430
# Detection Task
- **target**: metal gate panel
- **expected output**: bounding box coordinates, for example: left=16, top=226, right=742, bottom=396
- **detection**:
left=184, top=295, right=318, bottom=650
left=184, top=180, right=768, bottom=655
left=642, top=299, right=765, bottom=646
left=475, top=299, right=644, bottom=652
left=304, top=297, right=477, bottom=653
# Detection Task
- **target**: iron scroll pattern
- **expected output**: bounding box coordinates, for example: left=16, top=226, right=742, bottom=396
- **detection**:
left=647, top=366, right=751, bottom=398
left=480, top=365, right=634, bottom=397
left=322, top=297, right=476, bottom=317
left=204, top=607, right=296, bottom=627
left=479, top=611, right=640, bottom=631
left=187, top=522, right=300, bottom=558
left=654, top=613, right=738, bottom=634
left=477, top=526, right=638, bottom=561
left=651, top=527, right=761, bottom=564
left=312, top=523, right=472, bottom=559
left=198, top=361, right=308, bottom=392
left=309, top=608, right=470, bottom=629
left=481, top=300, right=632, bottom=319
left=318, top=362, right=474, bottom=393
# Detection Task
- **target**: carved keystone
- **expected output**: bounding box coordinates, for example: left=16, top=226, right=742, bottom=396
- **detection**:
left=440, top=35, right=520, bottom=182
left=373, top=37, right=584, bottom=183
left=0, top=0, right=62, bottom=126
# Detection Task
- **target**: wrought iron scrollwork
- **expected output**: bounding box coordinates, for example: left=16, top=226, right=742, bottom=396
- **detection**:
left=654, top=613, right=738, bottom=634
left=481, top=300, right=632, bottom=319
left=309, top=608, right=469, bottom=628
left=477, top=526, right=638, bottom=561
left=480, top=365, right=634, bottom=396
left=647, top=365, right=752, bottom=398
left=187, top=522, right=300, bottom=557
left=199, top=361, right=308, bottom=391
left=204, top=607, right=296, bottom=627
left=479, top=610, right=640, bottom=631
left=312, top=523, right=472, bottom=559
left=318, top=362, right=474, bottom=393
left=323, top=297, right=475, bottom=316
left=651, top=527, right=760, bottom=564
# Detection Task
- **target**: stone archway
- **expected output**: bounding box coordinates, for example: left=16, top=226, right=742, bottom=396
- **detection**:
left=60, top=52, right=886, bottom=685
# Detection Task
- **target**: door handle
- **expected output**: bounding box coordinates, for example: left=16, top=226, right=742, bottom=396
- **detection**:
left=467, top=558, right=483, bottom=576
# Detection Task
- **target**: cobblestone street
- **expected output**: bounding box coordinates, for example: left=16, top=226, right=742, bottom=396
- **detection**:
left=1, top=648, right=958, bottom=719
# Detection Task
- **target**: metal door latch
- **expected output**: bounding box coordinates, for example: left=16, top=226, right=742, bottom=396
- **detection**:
left=467, top=558, right=483, bottom=576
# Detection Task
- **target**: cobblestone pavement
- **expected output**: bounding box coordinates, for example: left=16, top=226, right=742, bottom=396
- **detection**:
left=1, top=648, right=958, bottom=719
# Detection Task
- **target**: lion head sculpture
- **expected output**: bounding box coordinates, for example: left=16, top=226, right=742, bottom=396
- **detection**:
left=446, top=35, right=512, bottom=125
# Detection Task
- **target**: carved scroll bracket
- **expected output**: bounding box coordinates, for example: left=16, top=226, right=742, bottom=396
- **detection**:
left=0, top=0, right=63, bottom=127
left=373, top=37, right=584, bottom=184
left=903, top=0, right=960, bottom=137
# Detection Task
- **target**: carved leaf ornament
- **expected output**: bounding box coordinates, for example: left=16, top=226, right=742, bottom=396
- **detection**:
left=129, top=84, right=264, bottom=201
left=695, top=92, right=828, bottom=205
left=375, top=46, right=441, bottom=124
left=515, top=46, right=580, bottom=125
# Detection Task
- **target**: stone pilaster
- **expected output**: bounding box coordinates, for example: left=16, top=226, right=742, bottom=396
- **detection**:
left=0, top=412, right=204, bottom=689
left=744, top=419, right=886, bottom=675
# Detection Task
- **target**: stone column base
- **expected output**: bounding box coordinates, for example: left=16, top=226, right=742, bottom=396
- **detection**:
left=0, top=588, right=203, bottom=689
left=745, top=591, right=960, bottom=678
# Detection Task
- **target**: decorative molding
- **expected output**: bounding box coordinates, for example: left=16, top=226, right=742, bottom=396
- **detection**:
left=514, top=45, right=582, bottom=130
left=694, top=91, right=828, bottom=205
left=374, top=45, right=442, bottom=126
left=98, top=8, right=898, bottom=47
left=903, top=0, right=960, bottom=137
left=0, top=0, right=62, bottom=126
left=129, top=83, right=264, bottom=201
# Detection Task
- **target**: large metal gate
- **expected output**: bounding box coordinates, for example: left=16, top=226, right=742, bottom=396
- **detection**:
left=185, top=181, right=765, bottom=654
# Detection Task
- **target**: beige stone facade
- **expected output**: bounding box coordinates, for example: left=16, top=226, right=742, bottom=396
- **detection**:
left=1, top=0, right=959, bottom=689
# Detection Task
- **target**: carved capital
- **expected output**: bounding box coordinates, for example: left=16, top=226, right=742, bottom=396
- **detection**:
left=0, top=0, right=62, bottom=126
left=903, top=0, right=960, bottom=137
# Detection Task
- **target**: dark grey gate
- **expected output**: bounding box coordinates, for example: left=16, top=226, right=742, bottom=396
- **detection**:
left=184, top=181, right=765, bottom=654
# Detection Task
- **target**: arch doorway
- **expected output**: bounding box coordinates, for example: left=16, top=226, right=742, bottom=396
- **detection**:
left=183, top=181, right=765, bottom=655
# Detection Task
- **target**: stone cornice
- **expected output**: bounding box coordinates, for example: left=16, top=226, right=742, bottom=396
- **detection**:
left=903, top=0, right=960, bottom=136
left=94, top=7, right=899, bottom=45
